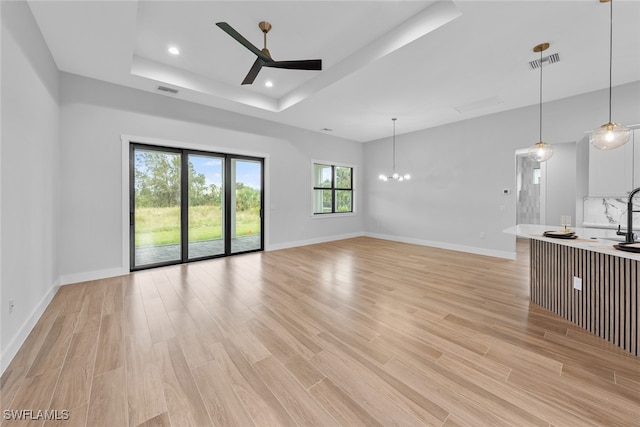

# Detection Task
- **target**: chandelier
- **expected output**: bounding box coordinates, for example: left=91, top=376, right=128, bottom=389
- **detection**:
left=379, top=118, right=410, bottom=181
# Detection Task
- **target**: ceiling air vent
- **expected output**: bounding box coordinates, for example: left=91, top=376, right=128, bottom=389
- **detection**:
left=156, top=85, right=179, bottom=95
left=529, top=53, right=560, bottom=70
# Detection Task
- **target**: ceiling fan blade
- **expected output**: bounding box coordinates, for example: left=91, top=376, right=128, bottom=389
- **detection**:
left=242, top=58, right=265, bottom=85
left=216, top=22, right=272, bottom=63
left=264, top=59, right=322, bottom=71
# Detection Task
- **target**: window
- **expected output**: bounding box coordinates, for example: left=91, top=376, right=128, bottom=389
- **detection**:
left=533, top=168, right=541, bottom=185
left=313, top=163, right=353, bottom=214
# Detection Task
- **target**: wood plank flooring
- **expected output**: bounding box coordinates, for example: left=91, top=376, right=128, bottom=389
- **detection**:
left=1, top=237, right=639, bottom=426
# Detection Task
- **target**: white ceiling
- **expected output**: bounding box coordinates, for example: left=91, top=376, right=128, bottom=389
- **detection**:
left=27, top=0, right=640, bottom=142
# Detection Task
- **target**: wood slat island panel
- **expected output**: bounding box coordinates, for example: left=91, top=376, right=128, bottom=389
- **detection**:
left=530, top=238, right=639, bottom=356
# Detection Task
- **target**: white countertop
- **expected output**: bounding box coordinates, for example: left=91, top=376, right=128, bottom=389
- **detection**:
left=504, top=224, right=640, bottom=261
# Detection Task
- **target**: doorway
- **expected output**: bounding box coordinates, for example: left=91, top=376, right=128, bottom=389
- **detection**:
left=515, top=142, right=577, bottom=227
left=130, top=143, right=263, bottom=270
left=516, top=153, right=543, bottom=225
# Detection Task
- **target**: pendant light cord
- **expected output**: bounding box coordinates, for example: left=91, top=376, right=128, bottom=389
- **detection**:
left=539, top=48, right=543, bottom=143
left=392, top=118, right=397, bottom=173
left=608, top=0, right=613, bottom=123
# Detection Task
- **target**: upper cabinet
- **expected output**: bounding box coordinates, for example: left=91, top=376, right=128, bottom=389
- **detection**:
left=588, top=130, right=636, bottom=197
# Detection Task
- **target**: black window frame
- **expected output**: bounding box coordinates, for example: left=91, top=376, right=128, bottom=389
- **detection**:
left=130, top=143, right=265, bottom=271
left=312, top=163, right=354, bottom=215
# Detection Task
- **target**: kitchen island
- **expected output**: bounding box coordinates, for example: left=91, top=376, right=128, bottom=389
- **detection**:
left=505, top=224, right=639, bottom=356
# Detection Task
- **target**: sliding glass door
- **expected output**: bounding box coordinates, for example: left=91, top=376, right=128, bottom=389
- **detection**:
left=230, top=158, right=263, bottom=254
left=130, top=144, right=263, bottom=270
left=187, top=153, right=225, bottom=260
left=132, top=147, right=183, bottom=266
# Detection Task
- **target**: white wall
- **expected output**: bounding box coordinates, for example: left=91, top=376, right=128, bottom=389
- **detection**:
left=544, top=142, right=577, bottom=227
left=363, top=81, right=640, bottom=259
left=1, top=1, right=60, bottom=373
left=58, top=73, right=364, bottom=283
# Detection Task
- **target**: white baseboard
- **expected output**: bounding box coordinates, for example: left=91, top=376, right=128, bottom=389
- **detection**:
left=266, top=232, right=365, bottom=251
left=59, top=267, right=128, bottom=286
left=51, top=233, right=515, bottom=284
left=0, top=278, right=59, bottom=375
left=364, top=232, right=516, bottom=260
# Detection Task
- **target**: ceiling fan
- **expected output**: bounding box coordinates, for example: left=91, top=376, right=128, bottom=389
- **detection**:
left=216, top=21, right=322, bottom=85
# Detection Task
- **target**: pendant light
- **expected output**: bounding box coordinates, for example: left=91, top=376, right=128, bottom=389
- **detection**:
left=589, top=0, right=631, bottom=150
left=590, top=0, right=631, bottom=150
left=379, top=118, right=410, bottom=181
left=527, top=42, right=554, bottom=162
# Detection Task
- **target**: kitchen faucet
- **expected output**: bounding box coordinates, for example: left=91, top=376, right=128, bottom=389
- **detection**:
left=616, top=187, right=640, bottom=243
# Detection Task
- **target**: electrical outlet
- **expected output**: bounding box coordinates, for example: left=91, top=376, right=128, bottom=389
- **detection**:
left=9, top=299, right=15, bottom=314
left=573, top=276, right=582, bottom=291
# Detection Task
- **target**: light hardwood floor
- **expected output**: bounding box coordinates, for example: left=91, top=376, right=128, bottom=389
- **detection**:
left=1, top=237, right=639, bottom=426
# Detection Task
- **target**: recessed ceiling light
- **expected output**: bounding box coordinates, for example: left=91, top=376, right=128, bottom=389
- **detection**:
left=265, top=81, right=273, bottom=88
left=168, top=46, right=180, bottom=55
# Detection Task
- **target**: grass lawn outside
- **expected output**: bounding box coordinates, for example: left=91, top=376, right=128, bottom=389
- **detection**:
left=135, top=205, right=260, bottom=248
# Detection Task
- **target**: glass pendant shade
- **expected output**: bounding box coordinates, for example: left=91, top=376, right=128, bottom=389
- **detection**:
left=590, top=122, right=631, bottom=150
left=591, top=0, right=630, bottom=151
left=529, top=42, right=553, bottom=163
left=528, top=141, right=554, bottom=162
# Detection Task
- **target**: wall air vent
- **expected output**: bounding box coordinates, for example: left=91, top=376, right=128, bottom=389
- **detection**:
left=529, top=53, right=560, bottom=70
left=156, top=85, right=179, bottom=95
